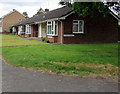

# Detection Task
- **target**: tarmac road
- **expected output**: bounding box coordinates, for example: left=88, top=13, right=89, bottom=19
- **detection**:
left=1, top=59, right=119, bottom=92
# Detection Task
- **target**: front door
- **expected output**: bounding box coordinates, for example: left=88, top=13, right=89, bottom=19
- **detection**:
left=32, top=24, right=38, bottom=37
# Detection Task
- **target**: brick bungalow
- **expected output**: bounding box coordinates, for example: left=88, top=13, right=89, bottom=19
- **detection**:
left=13, top=9, right=49, bottom=37
left=14, top=7, right=119, bottom=44
left=0, top=9, right=26, bottom=33
left=14, top=17, right=39, bottom=37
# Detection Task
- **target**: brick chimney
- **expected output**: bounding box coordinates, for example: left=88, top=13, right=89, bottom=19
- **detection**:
left=45, top=9, right=49, bottom=12
left=13, top=9, right=16, bottom=11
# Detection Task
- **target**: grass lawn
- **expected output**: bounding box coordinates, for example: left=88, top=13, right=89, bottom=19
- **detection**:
left=0, top=34, right=46, bottom=47
left=1, top=34, right=118, bottom=78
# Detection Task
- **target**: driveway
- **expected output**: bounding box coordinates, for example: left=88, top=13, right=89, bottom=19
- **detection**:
left=1, top=59, right=119, bottom=92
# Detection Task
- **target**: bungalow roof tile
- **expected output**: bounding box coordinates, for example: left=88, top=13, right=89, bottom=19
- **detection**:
left=14, top=7, right=73, bottom=26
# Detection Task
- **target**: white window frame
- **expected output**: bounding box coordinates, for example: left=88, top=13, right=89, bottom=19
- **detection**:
left=73, top=20, right=84, bottom=34
left=25, top=24, right=31, bottom=34
left=47, top=21, right=58, bottom=36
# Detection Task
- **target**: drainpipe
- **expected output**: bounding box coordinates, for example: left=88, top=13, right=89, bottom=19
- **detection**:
left=60, top=21, right=63, bottom=44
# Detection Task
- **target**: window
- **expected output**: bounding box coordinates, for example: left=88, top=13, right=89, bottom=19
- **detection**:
left=25, top=25, right=31, bottom=34
left=73, top=20, right=84, bottom=33
left=47, top=21, right=58, bottom=35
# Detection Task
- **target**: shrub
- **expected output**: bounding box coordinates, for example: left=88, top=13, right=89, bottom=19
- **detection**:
left=41, top=37, right=46, bottom=41
left=41, top=37, right=50, bottom=43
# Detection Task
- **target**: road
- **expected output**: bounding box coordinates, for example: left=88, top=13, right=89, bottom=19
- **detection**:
left=1, top=59, right=119, bottom=92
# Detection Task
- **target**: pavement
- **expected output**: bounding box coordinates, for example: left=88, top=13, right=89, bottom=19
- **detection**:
left=1, top=59, right=119, bottom=92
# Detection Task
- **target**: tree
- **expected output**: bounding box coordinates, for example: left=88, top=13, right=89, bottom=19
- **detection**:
left=23, top=12, right=28, bottom=17
left=59, top=0, right=119, bottom=17
left=73, top=2, right=109, bottom=17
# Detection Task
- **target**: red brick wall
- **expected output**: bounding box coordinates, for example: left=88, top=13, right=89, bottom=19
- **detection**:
left=57, top=21, right=64, bottom=43
left=63, top=13, right=118, bottom=44
left=25, top=34, right=31, bottom=37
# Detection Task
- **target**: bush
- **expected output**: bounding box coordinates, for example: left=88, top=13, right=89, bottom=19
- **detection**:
left=41, top=37, right=50, bottom=43
left=3, top=30, right=8, bottom=32
left=41, top=37, right=46, bottom=41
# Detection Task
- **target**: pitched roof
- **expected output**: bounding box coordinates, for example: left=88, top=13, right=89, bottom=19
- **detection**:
left=1, top=9, right=26, bottom=19
left=14, top=7, right=73, bottom=26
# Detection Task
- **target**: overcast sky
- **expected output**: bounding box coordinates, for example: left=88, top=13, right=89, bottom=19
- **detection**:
left=0, top=0, right=62, bottom=17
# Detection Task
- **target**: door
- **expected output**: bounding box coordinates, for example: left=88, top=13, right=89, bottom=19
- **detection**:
left=33, top=24, right=38, bottom=37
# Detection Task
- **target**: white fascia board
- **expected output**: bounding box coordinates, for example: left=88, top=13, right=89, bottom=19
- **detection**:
left=35, top=18, right=59, bottom=24
left=35, top=11, right=74, bottom=24
left=110, top=12, right=120, bottom=21
left=59, top=11, right=74, bottom=20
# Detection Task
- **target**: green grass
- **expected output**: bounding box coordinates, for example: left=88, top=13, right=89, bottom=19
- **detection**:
left=2, top=44, right=118, bottom=77
left=0, top=34, right=21, bottom=40
left=1, top=34, right=118, bottom=78
left=1, top=34, right=47, bottom=47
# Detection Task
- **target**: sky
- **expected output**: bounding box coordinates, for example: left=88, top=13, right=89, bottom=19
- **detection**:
left=0, top=0, right=118, bottom=18
left=0, top=0, right=62, bottom=18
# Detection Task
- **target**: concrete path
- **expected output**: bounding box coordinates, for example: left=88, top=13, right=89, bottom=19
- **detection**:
left=1, top=60, right=119, bottom=92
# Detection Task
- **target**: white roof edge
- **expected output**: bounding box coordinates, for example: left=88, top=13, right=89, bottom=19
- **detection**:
left=59, top=11, right=75, bottom=20
left=35, top=11, right=74, bottom=24
left=110, top=12, right=120, bottom=21
left=35, top=18, right=59, bottom=24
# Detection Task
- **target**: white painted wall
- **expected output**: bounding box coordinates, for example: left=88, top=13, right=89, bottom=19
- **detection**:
left=0, top=27, right=2, bottom=32
left=38, top=23, right=46, bottom=38
left=12, top=27, right=15, bottom=32
left=38, top=24, right=42, bottom=38
left=18, top=26, right=22, bottom=35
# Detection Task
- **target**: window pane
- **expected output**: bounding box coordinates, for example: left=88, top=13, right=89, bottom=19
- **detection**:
left=52, top=30, right=54, bottom=34
left=55, top=22, right=58, bottom=35
left=48, top=25, right=51, bottom=34
left=73, top=24, right=78, bottom=32
left=52, top=21, right=54, bottom=30
left=79, top=21, right=83, bottom=32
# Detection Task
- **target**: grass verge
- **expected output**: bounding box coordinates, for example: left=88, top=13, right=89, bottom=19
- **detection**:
left=2, top=44, right=118, bottom=78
